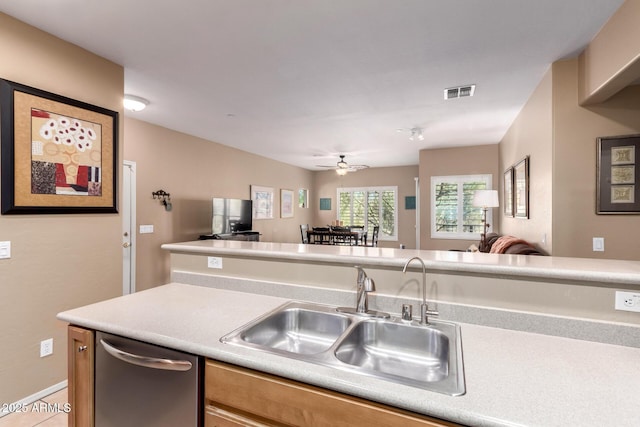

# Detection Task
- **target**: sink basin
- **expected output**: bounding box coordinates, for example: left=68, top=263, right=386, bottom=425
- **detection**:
left=221, top=301, right=465, bottom=396
left=335, top=320, right=449, bottom=383
left=221, top=302, right=352, bottom=355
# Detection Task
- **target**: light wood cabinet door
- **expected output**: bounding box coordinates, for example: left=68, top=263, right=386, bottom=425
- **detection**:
left=68, top=325, right=94, bottom=427
left=205, top=359, right=461, bottom=427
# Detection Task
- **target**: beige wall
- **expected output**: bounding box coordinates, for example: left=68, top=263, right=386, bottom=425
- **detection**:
left=123, top=118, right=315, bottom=290
left=579, top=0, right=640, bottom=104
left=552, top=60, right=640, bottom=259
left=419, top=145, right=500, bottom=251
left=313, top=166, right=419, bottom=248
left=0, top=13, right=124, bottom=404
left=499, top=68, right=554, bottom=252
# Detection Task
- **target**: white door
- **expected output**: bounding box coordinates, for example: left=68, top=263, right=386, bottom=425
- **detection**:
left=122, top=161, right=136, bottom=295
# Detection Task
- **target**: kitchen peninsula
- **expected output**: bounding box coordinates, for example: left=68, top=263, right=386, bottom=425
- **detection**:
left=58, top=241, right=640, bottom=426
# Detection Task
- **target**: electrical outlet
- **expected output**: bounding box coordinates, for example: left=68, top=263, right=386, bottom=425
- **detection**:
left=614, top=291, right=640, bottom=312
left=40, top=338, right=53, bottom=357
left=207, top=257, right=223, bottom=269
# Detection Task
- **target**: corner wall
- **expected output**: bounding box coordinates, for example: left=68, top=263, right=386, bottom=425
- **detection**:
left=552, top=59, right=640, bottom=259
left=123, top=118, right=315, bottom=291
left=0, top=13, right=124, bottom=404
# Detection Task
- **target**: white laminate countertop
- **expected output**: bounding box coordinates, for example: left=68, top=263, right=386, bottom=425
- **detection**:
left=161, top=240, right=640, bottom=286
left=58, top=283, right=640, bottom=427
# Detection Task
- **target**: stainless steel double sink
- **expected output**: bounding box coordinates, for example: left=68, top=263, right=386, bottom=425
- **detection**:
left=220, top=301, right=465, bottom=395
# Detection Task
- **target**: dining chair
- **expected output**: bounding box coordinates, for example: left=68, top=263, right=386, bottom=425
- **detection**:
left=367, top=225, right=379, bottom=247
left=300, top=224, right=309, bottom=244
left=331, top=226, right=354, bottom=245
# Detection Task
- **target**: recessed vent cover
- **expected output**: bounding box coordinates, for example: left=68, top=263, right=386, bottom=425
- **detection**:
left=444, top=84, right=476, bottom=100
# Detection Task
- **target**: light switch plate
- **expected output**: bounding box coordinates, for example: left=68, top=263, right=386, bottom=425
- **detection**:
left=0, top=241, right=11, bottom=259
left=139, top=225, right=154, bottom=234
left=592, top=237, right=604, bottom=252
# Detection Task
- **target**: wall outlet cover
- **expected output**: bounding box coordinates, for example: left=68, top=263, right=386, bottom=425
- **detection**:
left=207, top=257, right=223, bottom=269
left=614, top=291, right=640, bottom=313
left=40, top=338, right=53, bottom=357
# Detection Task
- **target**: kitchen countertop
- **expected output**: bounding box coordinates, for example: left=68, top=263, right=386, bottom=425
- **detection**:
left=58, top=282, right=640, bottom=427
left=162, top=240, right=640, bottom=286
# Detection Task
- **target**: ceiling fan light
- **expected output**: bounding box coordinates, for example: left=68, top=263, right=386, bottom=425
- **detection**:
left=336, top=168, right=348, bottom=176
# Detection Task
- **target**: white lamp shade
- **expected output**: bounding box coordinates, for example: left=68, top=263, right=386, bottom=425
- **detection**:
left=473, top=190, right=499, bottom=208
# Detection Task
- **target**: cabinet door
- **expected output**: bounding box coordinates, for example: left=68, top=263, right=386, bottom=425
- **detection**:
left=205, top=359, right=461, bottom=427
left=68, top=325, right=94, bottom=427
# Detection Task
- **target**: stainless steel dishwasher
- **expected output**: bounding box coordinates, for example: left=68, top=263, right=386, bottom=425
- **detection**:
left=95, top=332, right=202, bottom=427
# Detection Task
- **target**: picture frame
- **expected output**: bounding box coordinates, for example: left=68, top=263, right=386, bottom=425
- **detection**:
left=503, top=167, right=514, bottom=217
left=250, top=185, right=274, bottom=219
left=1, top=78, right=118, bottom=214
left=298, top=188, right=309, bottom=208
left=513, top=156, right=529, bottom=219
left=596, top=135, right=640, bottom=214
left=280, top=189, right=294, bottom=218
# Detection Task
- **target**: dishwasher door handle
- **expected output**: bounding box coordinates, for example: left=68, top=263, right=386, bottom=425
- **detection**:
left=100, top=339, right=193, bottom=371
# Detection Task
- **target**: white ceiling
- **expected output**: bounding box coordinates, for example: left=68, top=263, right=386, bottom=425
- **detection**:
left=0, top=0, right=625, bottom=170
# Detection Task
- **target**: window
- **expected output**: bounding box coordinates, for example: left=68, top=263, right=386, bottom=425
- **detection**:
left=337, top=187, right=397, bottom=241
left=430, top=175, right=492, bottom=239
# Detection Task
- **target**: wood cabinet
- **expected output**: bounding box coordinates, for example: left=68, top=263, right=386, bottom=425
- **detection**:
left=205, top=359, right=461, bottom=427
left=68, top=325, right=94, bottom=427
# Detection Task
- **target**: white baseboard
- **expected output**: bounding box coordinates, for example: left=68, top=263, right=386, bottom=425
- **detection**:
left=0, top=380, right=68, bottom=418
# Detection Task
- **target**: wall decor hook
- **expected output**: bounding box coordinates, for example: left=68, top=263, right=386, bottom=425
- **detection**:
left=152, top=190, right=172, bottom=211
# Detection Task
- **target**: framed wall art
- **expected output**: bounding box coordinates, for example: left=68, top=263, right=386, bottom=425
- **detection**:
left=250, top=185, right=274, bottom=219
left=280, top=189, right=294, bottom=218
left=503, top=167, right=514, bottom=217
left=0, top=79, right=118, bottom=214
left=513, top=156, right=529, bottom=218
left=597, top=135, right=640, bottom=214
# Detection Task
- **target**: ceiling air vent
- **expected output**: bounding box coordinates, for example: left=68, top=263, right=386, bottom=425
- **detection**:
left=444, top=84, right=476, bottom=100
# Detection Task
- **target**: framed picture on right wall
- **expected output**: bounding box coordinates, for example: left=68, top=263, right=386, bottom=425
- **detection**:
left=503, top=167, right=514, bottom=217
left=513, top=156, right=529, bottom=218
left=596, top=134, right=640, bottom=214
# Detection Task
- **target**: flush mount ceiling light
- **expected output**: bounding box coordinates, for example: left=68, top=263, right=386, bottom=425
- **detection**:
left=409, top=127, right=424, bottom=141
left=123, top=94, right=149, bottom=112
left=444, top=84, right=476, bottom=100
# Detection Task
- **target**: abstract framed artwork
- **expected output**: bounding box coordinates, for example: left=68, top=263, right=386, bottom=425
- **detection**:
left=250, top=185, right=274, bottom=219
left=513, top=156, right=529, bottom=219
left=0, top=79, right=118, bottom=214
left=503, top=167, right=514, bottom=217
left=280, top=189, right=294, bottom=218
left=596, top=135, right=640, bottom=214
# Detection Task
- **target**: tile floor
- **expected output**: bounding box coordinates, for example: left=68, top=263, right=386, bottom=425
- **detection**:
left=0, top=388, right=67, bottom=427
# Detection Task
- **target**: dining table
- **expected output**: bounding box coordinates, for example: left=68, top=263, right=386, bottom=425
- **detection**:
left=307, top=227, right=368, bottom=246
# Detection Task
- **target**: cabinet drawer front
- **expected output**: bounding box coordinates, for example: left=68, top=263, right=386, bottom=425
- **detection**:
left=205, top=405, right=281, bottom=427
left=205, top=360, right=460, bottom=427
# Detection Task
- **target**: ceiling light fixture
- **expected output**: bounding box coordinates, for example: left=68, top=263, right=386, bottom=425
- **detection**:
left=123, top=94, right=149, bottom=112
left=409, top=127, right=424, bottom=141
left=336, top=168, right=348, bottom=176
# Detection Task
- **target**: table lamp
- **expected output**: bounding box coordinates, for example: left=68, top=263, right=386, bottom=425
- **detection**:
left=473, top=190, right=499, bottom=252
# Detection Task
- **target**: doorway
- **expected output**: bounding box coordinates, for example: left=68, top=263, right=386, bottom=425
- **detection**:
left=123, top=161, right=136, bottom=295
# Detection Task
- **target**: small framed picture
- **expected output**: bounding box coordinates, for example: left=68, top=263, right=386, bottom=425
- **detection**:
left=280, top=189, right=294, bottom=218
left=514, top=156, right=529, bottom=219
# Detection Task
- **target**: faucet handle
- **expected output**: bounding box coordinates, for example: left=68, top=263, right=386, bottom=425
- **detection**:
left=401, top=304, right=413, bottom=321
left=363, top=276, right=375, bottom=292
left=420, top=303, right=439, bottom=324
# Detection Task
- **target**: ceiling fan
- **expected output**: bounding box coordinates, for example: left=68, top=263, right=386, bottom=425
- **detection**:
left=316, top=155, right=369, bottom=175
